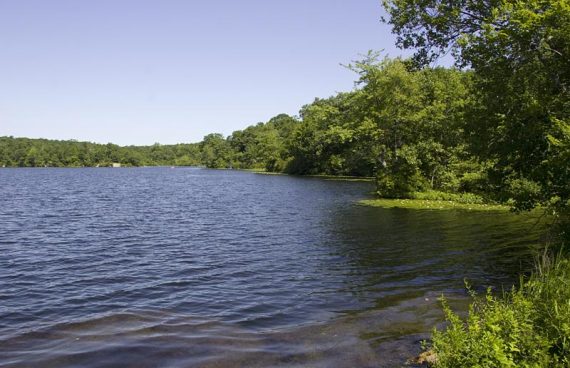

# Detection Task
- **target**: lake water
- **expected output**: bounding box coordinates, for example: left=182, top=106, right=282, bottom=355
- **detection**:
left=0, top=168, right=544, bottom=367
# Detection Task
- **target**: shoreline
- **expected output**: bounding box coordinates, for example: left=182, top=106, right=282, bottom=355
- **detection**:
left=359, top=198, right=511, bottom=211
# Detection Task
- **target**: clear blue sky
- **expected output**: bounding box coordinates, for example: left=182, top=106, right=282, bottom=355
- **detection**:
left=0, top=0, right=413, bottom=146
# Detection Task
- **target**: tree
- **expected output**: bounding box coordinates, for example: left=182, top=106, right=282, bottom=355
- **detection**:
left=287, top=94, right=356, bottom=175
left=383, top=0, right=570, bottom=210
left=347, top=56, right=472, bottom=197
left=200, top=133, right=232, bottom=169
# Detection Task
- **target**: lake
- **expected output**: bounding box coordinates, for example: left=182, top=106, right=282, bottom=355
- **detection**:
left=0, top=168, right=544, bottom=367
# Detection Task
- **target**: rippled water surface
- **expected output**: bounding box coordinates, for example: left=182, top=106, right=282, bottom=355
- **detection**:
left=0, top=168, right=545, bottom=367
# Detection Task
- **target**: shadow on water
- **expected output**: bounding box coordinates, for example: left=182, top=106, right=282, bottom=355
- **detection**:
left=327, top=205, right=544, bottom=301
left=316, top=204, right=546, bottom=365
left=0, top=168, right=547, bottom=367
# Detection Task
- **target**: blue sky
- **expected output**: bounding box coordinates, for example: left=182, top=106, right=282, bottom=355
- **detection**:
left=0, top=0, right=414, bottom=145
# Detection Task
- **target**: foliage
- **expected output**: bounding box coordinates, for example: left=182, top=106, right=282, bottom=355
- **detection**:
left=228, top=121, right=284, bottom=171
left=381, top=4, right=570, bottom=364
left=0, top=136, right=201, bottom=167
left=200, top=133, right=232, bottom=169
left=281, top=56, right=478, bottom=199
left=349, top=57, right=475, bottom=197
left=432, top=257, right=570, bottom=367
left=382, top=0, right=570, bottom=213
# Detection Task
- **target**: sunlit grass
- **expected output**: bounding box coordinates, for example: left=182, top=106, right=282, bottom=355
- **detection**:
left=359, top=198, right=510, bottom=211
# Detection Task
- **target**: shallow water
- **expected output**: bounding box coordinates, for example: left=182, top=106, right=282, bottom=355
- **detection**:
left=0, top=168, right=545, bottom=367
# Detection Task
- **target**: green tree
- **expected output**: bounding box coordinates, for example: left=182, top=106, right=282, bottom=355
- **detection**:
left=347, top=56, right=472, bottom=197
left=200, top=133, right=232, bottom=169
left=383, top=0, right=570, bottom=211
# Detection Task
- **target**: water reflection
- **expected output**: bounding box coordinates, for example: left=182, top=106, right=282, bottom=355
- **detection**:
left=326, top=205, right=543, bottom=303
left=318, top=203, right=545, bottom=363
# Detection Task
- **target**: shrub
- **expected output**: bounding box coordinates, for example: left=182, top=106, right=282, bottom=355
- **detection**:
left=431, top=257, right=570, bottom=367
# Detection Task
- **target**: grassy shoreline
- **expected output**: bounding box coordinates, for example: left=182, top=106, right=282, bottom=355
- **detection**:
left=359, top=198, right=510, bottom=211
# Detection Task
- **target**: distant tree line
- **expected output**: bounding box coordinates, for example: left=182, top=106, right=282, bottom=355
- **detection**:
left=0, top=137, right=202, bottom=168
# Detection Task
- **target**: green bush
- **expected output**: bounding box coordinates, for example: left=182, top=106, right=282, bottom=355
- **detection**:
left=376, top=146, right=426, bottom=198
left=459, top=171, right=489, bottom=194
left=431, top=257, right=570, bottom=367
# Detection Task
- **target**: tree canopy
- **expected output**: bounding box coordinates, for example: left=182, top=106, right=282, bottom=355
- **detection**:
left=383, top=0, right=570, bottom=212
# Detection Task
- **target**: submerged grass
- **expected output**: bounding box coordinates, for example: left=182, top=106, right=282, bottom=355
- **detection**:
left=359, top=190, right=510, bottom=211
left=359, top=198, right=509, bottom=211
